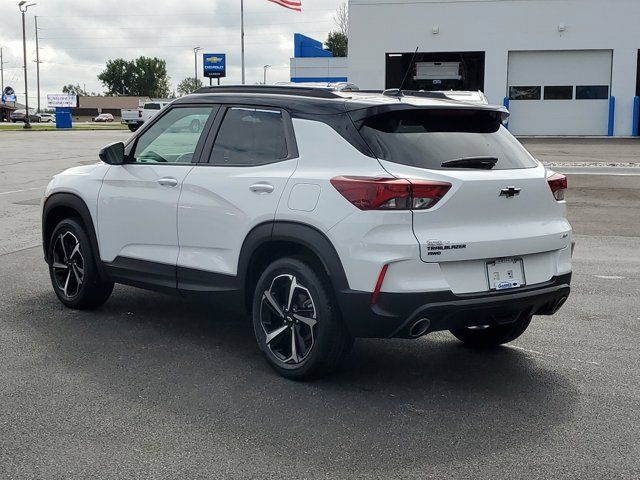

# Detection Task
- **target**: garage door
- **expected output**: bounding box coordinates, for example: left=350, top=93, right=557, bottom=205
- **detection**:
left=507, top=50, right=612, bottom=135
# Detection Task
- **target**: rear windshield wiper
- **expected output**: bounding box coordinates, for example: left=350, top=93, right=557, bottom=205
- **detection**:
left=441, top=156, right=498, bottom=169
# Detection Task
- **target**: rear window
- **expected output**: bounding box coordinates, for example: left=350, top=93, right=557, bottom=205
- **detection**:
left=144, top=103, right=161, bottom=110
left=357, top=109, right=537, bottom=170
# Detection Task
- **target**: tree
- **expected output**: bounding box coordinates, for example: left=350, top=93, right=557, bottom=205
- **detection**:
left=326, top=2, right=348, bottom=57
left=98, top=57, right=171, bottom=97
left=325, top=31, right=348, bottom=57
left=177, top=77, right=203, bottom=96
left=334, top=2, right=348, bottom=36
left=62, top=84, right=87, bottom=96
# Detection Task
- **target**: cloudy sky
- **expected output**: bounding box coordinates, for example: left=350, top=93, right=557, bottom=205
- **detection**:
left=0, top=0, right=343, bottom=105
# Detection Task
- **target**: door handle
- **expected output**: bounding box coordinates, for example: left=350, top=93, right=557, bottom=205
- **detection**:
left=250, top=182, right=274, bottom=194
left=157, top=177, right=178, bottom=187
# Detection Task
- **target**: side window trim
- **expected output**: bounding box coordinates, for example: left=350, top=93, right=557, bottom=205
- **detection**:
left=197, top=105, right=227, bottom=164
left=124, top=104, right=219, bottom=165
left=201, top=104, right=299, bottom=167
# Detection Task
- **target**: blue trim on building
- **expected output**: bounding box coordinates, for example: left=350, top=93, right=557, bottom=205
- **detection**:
left=290, top=76, right=348, bottom=83
left=294, top=33, right=333, bottom=58
left=633, top=96, right=640, bottom=137
left=503, top=97, right=510, bottom=130
left=607, top=96, right=615, bottom=136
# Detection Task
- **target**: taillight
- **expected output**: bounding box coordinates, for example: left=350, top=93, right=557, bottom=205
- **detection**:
left=547, top=173, right=567, bottom=201
left=330, top=176, right=451, bottom=210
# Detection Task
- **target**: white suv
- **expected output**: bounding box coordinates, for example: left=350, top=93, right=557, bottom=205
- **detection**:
left=42, top=85, right=572, bottom=379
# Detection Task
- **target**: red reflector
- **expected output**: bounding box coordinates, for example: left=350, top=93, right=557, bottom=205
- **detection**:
left=547, top=173, right=567, bottom=201
left=330, top=176, right=451, bottom=210
left=372, top=264, right=389, bottom=305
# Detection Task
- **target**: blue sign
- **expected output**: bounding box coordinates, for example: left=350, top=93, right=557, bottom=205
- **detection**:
left=2, top=86, right=16, bottom=103
left=203, top=53, right=226, bottom=78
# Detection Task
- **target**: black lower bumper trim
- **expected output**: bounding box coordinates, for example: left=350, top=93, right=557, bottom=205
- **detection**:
left=337, top=273, right=571, bottom=339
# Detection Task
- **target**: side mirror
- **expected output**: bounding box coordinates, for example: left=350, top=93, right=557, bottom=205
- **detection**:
left=98, top=142, right=125, bottom=165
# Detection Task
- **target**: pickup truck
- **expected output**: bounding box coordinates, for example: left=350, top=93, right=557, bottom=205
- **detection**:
left=121, top=101, right=169, bottom=132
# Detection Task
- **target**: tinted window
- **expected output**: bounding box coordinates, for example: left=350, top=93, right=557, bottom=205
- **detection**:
left=509, top=86, right=541, bottom=100
left=544, top=86, right=573, bottom=100
left=358, top=109, right=537, bottom=171
left=210, top=107, right=289, bottom=166
left=131, top=107, right=213, bottom=164
left=144, top=103, right=161, bottom=110
left=576, top=85, right=609, bottom=100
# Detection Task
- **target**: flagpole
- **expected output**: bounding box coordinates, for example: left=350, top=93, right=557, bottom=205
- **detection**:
left=241, top=0, right=245, bottom=84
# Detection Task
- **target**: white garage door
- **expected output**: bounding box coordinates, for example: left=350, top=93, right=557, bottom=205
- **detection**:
left=507, top=50, right=612, bottom=135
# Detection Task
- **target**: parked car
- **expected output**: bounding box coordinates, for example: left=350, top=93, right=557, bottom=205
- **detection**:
left=94, top=113, right=114, bottom=123
left=10, top=109, right=38, bottom=123
left=35, top=113, right=55, bottom=123
left=121, top=101, right=169, bottom=132
left=41, top=85, right=572, bottom=379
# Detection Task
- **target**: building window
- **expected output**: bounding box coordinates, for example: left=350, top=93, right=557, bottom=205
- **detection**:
left=544, top=86, right=573, bottom=100
left=509, top=86, right=541, bottom=100
left=576, top=85, right=609, bottom=100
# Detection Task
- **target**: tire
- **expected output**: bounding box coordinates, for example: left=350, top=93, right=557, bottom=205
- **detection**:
left=252, top=257, right=353, bottom=380
left=47, top=218, right=114, bottom=310
left=128, top=124, right=139, bottom=132
left=449, top=312, right=533, bottom=347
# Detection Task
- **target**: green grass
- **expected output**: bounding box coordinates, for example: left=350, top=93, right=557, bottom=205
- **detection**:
left=0, top=122, right=128, bottom=131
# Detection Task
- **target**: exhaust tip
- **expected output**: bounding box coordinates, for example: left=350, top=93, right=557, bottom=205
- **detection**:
left=409, top=318, right=431, bottom=338
left=553, top=296, right=568, bottom=313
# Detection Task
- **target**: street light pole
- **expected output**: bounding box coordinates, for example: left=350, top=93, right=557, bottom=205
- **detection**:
left=241, top=0, right=245, bottom=85
left=263, top=65, right=271, bottom=85
left=193, top=46, right=202, bottom=91
left=34, top=15, right=40, bottom=113
left=18, top=1, right=36, bottom=129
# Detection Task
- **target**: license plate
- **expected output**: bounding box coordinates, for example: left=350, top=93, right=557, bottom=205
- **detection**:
left=486, top=258, right=525, bottom=290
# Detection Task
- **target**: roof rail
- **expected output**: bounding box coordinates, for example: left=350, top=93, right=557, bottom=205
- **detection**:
left=192, top=84, right=343, bottom=99
left=381, top=89, right=451, bottom=100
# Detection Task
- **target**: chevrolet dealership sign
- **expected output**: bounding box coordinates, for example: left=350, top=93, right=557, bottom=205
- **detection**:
left=203, top=53, right=226, bottom=78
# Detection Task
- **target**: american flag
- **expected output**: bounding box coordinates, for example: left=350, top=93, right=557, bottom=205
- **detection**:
left=268, top=0, right=302, bottom=11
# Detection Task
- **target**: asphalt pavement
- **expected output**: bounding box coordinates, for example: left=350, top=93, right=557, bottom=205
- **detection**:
left=1, top=131, right=639, bottom=479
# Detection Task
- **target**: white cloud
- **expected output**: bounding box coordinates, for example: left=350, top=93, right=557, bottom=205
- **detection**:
left=0, top=0, right=342, bottom=105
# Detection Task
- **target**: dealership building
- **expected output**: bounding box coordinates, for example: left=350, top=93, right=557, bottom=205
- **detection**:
left=347, top=0, right=640, bottom=136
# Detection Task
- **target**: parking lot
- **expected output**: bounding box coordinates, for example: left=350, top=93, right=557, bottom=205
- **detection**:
left=1, top=131, right=639, bottom=479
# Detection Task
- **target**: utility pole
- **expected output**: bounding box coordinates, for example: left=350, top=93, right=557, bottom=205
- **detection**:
left=34, top=15, right=41, bottom=112
left=0, top=47, right=7, bottom=93
left=19, top=1, right=36, bottom=129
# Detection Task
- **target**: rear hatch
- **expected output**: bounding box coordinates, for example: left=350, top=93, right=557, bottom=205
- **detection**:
left=352, top=106, right=571, bottom=291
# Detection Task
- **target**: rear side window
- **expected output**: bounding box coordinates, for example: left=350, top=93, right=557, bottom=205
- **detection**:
left=357, top=109, right=538, bottom=170
left=210, top=107, right=289, bottom=166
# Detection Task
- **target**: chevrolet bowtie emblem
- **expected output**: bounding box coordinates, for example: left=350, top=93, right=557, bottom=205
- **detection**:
left=499, top=186, right=521, bottom=198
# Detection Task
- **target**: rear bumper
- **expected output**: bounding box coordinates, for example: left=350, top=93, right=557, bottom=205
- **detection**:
left=337, top=273, right=571, bottom=338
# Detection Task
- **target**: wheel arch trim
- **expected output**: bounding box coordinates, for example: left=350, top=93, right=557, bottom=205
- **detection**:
left=239, top=220, right=350, bottom=294
left=42, top=192, right=108, bottom=280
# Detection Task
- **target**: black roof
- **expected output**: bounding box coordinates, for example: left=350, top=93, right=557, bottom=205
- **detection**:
left=174, top=85, right=509, bottom=119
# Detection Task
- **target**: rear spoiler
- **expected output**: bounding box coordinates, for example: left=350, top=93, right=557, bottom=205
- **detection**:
left=348, top=102, right=510, bottom=124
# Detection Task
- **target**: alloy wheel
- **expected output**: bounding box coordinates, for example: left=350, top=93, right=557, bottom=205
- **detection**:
left=51, top=231, right=85, bottom=299
left=260, top=274, right=318, bottom=365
